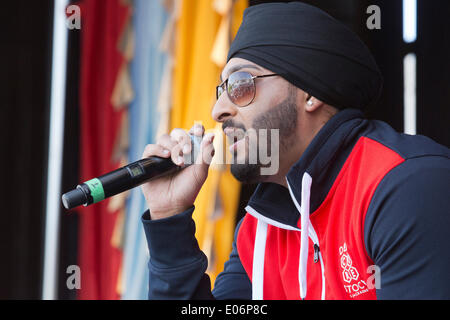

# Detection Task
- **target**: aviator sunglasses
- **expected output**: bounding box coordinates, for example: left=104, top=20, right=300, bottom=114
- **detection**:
left=216, top=71, right=281, bottom=107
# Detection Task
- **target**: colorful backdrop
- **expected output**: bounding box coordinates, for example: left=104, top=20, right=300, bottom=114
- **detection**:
left=76, top=0, right=248, bottom=300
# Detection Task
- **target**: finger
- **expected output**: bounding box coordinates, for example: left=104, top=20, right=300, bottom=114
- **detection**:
left=170, top=128, right=192, bottom=155
left=142, top=144, right=171, bottom=159
left=188, top=123, right=205, bottom=137
left=196, top=132, right=215, bottom=166
left=156, top=134, right=178, bottom=151
left=171, top=143, right=185, bottom=166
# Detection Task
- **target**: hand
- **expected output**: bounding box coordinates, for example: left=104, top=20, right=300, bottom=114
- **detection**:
left=140, top=124, right=215, bottom=220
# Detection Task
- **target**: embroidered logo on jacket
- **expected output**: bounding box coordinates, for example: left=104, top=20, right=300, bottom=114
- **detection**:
left=339, top=243, right=369, bottom=298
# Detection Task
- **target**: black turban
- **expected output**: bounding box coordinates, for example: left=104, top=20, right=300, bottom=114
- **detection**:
left=227, top=2, right=383, bottom=110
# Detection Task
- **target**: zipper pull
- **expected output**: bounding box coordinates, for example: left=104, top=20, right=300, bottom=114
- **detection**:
left=314, top=244, right=320, bottom=263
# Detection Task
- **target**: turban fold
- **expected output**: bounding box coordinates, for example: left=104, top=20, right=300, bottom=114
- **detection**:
left=228, top=2, right=383, bottom=110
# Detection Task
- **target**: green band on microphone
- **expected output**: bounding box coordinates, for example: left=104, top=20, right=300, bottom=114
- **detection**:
left=85, top=178, right=105, bottom=203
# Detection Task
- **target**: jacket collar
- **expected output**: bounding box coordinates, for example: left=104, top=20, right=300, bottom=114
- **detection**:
left=248, top=108, right=367, bottom=229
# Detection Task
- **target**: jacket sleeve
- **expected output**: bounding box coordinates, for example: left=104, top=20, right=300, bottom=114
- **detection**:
left=142, top=206, right=251, bottom=299
left=364, top=155, right=450, bottom=299
left=212, top=218, right=252, bottom=299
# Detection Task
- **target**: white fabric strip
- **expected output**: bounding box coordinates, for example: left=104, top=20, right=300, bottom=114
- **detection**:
left=252, top=219, right=268, bottom=300
left=245, top=205, right=301, bottom=231
left=299, top=173, right=312, bottom=299
left=42, top=0, right=69, bottom=300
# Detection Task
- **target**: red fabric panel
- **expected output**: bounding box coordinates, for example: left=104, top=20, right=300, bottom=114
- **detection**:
left=78, top=0, right=129, bottom=300
left=311, top=136, right=404, bottom=299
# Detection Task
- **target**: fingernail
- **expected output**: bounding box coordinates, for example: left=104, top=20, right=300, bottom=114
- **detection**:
left=194, top=127, right=203, bottom=135
left=177, top=156, right=184, bottom=164
left=183, top=144, right=190, bottom=154
left=163, top=149, right=170, bottom=155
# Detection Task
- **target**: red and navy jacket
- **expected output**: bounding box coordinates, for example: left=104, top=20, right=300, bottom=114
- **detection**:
left=142, top=109, right=450, bottom=300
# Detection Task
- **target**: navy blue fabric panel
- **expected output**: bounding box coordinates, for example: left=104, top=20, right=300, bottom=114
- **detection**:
left=213, top=218, right=252, bottom=299
left=248, top=183, right=299, bottom=228
left=364, top=120, right=450, bottom=160
left=364, top=156, right=450, bottom=299
left=142, top=207, right=212, bottom=299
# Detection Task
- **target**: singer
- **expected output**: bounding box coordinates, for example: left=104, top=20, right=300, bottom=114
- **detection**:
left=140, top=2, right=450, bottom=300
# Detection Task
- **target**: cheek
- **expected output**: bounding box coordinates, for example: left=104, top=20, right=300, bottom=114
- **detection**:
left=255, top=81, right=286, bottom=107
left=238, top=99, right=275, bottom=129
left=251, top=88, right=288, bottom=125
left=236, top=83, right=288, bottom=130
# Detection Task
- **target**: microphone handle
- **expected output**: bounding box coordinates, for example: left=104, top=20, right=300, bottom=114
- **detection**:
left=92, top=156, right=179, bottom=198
left=62, top=157, right=180, bottom=210
left=62, top=135, right=202, bottom=210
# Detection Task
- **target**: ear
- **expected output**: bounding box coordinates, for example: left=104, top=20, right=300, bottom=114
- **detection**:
left=305, top=95, right=324, bottom=112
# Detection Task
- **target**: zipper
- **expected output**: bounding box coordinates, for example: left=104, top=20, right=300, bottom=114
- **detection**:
left=313, top=244, right=320, bottom=263
left=308, top=223, right=326, bottom=300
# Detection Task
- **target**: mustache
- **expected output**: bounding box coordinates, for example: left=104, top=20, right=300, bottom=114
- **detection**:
left=222, top=119, right=246, bottom=132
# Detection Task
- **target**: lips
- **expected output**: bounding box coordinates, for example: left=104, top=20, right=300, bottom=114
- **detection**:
left=223, top=127, right=246, bottom=152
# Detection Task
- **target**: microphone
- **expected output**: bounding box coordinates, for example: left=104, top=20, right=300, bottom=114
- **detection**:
left=61, top=135, right=202, bottom=210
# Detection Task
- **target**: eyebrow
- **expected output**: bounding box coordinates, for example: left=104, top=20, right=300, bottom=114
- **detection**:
left=220, top=64, right=262, bottom=82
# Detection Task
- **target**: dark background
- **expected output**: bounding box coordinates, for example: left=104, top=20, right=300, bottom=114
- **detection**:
left=0, top=0, right=449, bottom=299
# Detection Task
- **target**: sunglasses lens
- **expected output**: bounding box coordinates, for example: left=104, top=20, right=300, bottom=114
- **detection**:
left=217, top=85, right=224, bottom=99
left=227, top=72, right=255, bottom=107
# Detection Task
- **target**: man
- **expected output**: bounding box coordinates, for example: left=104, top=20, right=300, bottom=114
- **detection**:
left=140, top=2, right=450, bottom=299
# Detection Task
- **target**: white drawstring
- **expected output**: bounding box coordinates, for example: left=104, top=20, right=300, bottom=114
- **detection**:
left=287, top=173, right=313, bottom=300
left=299, top=173, right=312, bottom=299
left=249, top=172, right=313, bottom=300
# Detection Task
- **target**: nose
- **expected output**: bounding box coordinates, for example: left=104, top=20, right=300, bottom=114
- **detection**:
left=211, top=93, right=238, bottom=123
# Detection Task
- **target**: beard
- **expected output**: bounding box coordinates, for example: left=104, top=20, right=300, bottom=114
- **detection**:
left=229, top=85, right=298, bottom=184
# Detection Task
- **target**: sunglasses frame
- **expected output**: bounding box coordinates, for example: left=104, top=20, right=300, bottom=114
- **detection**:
left=216, top=71, right=280, bottom=107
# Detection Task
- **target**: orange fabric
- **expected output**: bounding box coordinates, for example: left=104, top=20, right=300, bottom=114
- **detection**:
left=170, top=0, right=247, bottom=284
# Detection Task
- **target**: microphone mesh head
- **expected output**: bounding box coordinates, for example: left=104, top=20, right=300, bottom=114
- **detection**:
left=62, top=188, right=87, bottom=209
